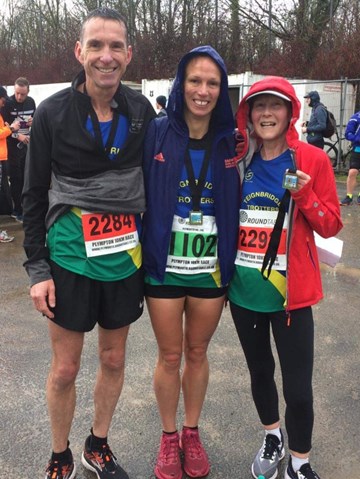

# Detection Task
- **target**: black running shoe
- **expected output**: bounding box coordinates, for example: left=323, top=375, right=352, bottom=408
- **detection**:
left=340, top=195, right=353, bottom=206
left=45, top=457, right=76, bottom=479
left=81, top=435, right=129, bottom=479
left=285, top=456, right=321, bottom=479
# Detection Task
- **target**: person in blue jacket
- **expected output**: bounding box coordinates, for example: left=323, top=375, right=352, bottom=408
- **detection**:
left=142, top=46, right=240, bottom=479
left=301, top=91, right=327, bottom=149
left=340, top=111, right=360, bottom=205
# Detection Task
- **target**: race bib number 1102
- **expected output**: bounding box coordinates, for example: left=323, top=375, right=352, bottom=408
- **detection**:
left=166, top=215, right=218, bottom=274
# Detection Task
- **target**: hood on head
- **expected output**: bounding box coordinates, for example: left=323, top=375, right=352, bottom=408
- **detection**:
left=246, top=89, right=292, bottom=103
left=236, top=76, right=301, bottom=155
left=167, top=45, right=234, bottom=133
left=304, top=90, right=320, bottom=107
left=304, top=90, right=320, bottom=101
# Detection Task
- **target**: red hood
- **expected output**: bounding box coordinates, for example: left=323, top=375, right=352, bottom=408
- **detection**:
left=236, top=76, right=301, bottom=158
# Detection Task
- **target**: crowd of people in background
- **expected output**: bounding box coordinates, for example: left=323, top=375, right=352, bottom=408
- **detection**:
left=0, top=78, right=35, bottom=242
left=0, top=86, right=20, bottom=242
left=3, top=76, right=36, bottom=223
left=2, top=6, right=359, bottom=479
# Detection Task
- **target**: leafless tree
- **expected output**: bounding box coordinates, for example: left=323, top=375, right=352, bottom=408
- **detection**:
left=0, top=0, right=358, bottom=84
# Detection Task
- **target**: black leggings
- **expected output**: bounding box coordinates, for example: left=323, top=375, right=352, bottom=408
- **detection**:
left=230, top=303, right=314, bottom=453
left=8, top=149, right=26, bottom=214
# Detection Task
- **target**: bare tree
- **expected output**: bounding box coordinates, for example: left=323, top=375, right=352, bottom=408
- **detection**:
left=0, top=0, right=359, bottom=84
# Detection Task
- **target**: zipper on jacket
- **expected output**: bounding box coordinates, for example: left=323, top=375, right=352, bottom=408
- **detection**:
left=286, top=309, right=291, bottom=327
left=284, top=149, right=297, bottom=323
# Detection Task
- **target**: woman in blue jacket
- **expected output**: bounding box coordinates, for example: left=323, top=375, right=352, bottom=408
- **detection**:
left=142, top=46, right=239, bottom=479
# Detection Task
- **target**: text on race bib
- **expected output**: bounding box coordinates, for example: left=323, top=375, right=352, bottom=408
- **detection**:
left=81, top=212, right=139, bottom=257
left=166, top=215, right=218, bottom=274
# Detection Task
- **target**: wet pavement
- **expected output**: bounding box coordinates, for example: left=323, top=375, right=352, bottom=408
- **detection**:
left=0, top=180, right=359, bottom=479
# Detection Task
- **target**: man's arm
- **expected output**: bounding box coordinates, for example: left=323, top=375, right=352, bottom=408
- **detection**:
left=345, top=114, right=360, bottom=143
left=310, top=105, right=327, bottom=133
left=22, top=102, right=53, bottom=281
left=30, top=279, right=56, bottom=319
left=22, top=100, right=57, bottom=316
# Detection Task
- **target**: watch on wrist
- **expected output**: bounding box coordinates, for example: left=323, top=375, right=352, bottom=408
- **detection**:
left=12, top=132, right=19, bottom=139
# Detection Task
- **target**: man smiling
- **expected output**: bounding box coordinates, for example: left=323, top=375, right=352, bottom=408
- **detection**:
left=22, top=7, right=155, bottom=479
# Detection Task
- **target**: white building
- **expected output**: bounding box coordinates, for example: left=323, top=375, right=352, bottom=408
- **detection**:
left=142, top=73, right=356, bottom=140
left=5, top=73, right=355, bottom=142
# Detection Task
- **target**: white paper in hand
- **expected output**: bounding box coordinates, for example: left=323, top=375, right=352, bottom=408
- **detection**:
left=314, top=232, right=343, bottom=267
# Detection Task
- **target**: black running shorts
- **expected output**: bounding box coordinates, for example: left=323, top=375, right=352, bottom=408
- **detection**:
left=349, top=150, right=360, bottom=170
left=145, top=283, right=227, bottom=299
left=48, top=260, right=144, bottom=332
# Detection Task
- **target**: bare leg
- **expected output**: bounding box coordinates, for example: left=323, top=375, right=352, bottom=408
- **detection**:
left=182, top=295, right=225, bottom=427
left=346, top=168, right=359, bottom=195
left=147, top=297, right=185, bottom=432
left=47, top=321, right=84, bottom=453
left=92, top=325, right=130, bottom=438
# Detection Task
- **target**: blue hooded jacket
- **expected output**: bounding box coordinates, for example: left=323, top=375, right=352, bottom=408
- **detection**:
left=305, top=90, right=327, bottom=144
left=345, top=111, right=360, bottom=149
left=142, top=45, right=240, bottom=286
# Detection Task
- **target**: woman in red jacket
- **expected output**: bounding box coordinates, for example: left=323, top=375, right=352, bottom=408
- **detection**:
left=229, top=77, right=342, bottom=479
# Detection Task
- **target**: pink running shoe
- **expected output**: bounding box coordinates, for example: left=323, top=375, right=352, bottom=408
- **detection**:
left=154, top=432, right=182, bottom=479
left=180, top=427, right=210, bottom=478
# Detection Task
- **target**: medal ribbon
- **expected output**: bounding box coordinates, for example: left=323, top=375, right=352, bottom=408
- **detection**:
left=184, top=144, right=212, bottom=212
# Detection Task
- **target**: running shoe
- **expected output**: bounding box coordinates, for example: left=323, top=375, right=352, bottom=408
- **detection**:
left=284, top=456, right=321, bottom=479
left=0, top=230, right=14, bottom=243
left=45, top=457, right=76, bottom=479
left=180, top=427, right=210, bottom=478
left=340, top=195, right=353, bottom=206
left=251, top=430, right=285, bottom=479
left=81, top=435, right=129, bottom=479
left=154, top=431, right=182, bottom=479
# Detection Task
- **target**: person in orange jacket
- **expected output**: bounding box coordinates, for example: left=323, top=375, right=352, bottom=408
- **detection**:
left=0, top=86, right=20, bottom=161
left=0, top=86, right=20, bottom=242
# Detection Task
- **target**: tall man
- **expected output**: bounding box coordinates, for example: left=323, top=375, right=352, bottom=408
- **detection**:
left=3, top=77, right=36, bottom=222
left=301, top=90, right=327, bottom=149
left=22, top=8, right=155, bottom=479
